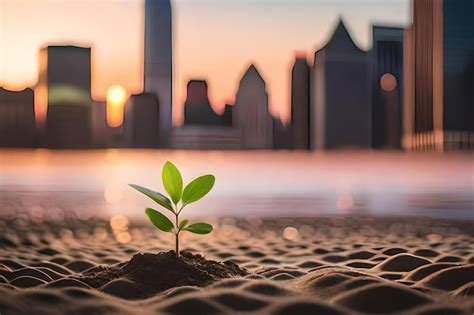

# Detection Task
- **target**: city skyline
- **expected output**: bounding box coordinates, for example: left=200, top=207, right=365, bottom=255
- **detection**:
left=0, top=0, right=411, bottom=125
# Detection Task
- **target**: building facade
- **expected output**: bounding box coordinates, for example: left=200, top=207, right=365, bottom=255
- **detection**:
left=184, top=80, right=229, bottom=126
left=273, top=117, right=292, bottom=149
left=371, top=26, right=404, bottom=149
left=291, top=57, right=310, bottom=149
left=38, top=46, right=92, bottom=148
left=311, top=20, right=371, bottom=149
left=0, top=88, right=36, bottom=147
left=144, top=0, right=173, bottom=145
left=221, top=104, right=233, bottom=126
left=45, top=104, right=91, bottom=148
left=170, top=126, right=241, bottom=150
left=123, top=93, right=160, bottom=148
left=233, top=65, right=273, bottom=149
left=91, top=101, right=107, bottom=148
left=404, top=0, right=474, bottom=150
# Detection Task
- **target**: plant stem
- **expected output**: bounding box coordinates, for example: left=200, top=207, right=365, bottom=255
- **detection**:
left=175, top=212, right=180, bottom=258
left=175, top=232, right=179, bottom=258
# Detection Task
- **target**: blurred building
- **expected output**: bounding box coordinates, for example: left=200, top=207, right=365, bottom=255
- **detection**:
left=291, top=56, right=310, bottom=149
left=123, top=93, right=160, bottom=148
left=233, top=64, right=273, bottom=149
left=170, top=126, right=241, bottom=149
left=0, top=88, right=36, bottom=147
left=311, top=20, right=371, bottom=149
left=45, top=105, right=91, bottom=148
left=175, top=80, right=238, bottom=149
left=404, top=0, right=474, bottom=151
left=273, top=117, right=292, bottom=149
left=38, top=46, right=92, bottom=148
left=91, top=101, right=107, bottom=148
left=222, top=104, right=233, bottom=126
left=144, top=0, right=173, bottom=146
left=371, top=26, right=404, bottom=149
left=184, top=80, right=230, bottom=126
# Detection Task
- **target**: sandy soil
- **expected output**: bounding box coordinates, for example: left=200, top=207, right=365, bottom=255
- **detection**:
left=0, top=215, right=473, bottom=315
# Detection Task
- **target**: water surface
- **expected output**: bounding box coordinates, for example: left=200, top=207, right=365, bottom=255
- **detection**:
left=0, top=149, right=472, bottom=219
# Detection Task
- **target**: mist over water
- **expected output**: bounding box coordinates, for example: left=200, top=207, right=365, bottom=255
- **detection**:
left=0, top=150, right=472, bottom=220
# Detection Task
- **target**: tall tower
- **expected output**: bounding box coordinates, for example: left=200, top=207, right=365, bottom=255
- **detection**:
left=404, top=0, right=473, bottom=151
left=291, top=56, right=310, bottom=149
left=311, top=20, right=371, bottom=149
left=233, top=64, right=273, bottom=149
left=371, top=26, right=404, bottom=149
left=37, top=46, right=92, bottom=148
left=144, top=0, right=173, bottom=145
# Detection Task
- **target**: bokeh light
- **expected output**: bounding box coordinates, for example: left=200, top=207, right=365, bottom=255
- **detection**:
left=380, top=73, right=397, bottom=92
left=110, top=214, right=132, bottom=244
left=282, top=226, right=299, bottom=240
left=115, top=231, right=132, bottom=244
left=110, top=214, right=129, bottom=231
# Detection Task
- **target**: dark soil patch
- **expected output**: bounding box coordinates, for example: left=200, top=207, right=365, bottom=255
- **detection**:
left=76, top=251, right=248, bottom=299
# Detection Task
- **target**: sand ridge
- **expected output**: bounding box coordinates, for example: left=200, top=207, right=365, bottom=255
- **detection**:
left=0, top=215, right=473, bottom=314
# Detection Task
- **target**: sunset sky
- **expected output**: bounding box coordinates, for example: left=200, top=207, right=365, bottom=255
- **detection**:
left=0, top=0, right=411, bottom=125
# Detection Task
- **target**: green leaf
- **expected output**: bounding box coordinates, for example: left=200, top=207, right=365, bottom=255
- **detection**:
left=162, top=161, right=183, bottom=205
left=145, top=208, right=174, bottom=232
left=183, top=223, right=213, bottom=234
left=129, top=184, right=174, bottom=212
left=182, top=175, right=215, bottom=205
left=178, top=219, right=189, bottom=231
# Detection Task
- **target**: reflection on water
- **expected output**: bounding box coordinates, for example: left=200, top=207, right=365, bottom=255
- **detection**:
left=0, top=149, right=473, bottom=219
left=104, top=184, right=124, bottom=204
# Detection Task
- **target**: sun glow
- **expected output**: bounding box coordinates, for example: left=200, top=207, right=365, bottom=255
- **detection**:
left=106, top=85, right=127, bottom=128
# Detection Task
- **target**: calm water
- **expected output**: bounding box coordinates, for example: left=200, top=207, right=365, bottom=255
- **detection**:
left=0, top=149, right=473, bottom=220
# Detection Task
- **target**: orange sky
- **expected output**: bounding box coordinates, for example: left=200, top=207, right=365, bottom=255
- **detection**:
left=0, top=0, right=410, bottom=125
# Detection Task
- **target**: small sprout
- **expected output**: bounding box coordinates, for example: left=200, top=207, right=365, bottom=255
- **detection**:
left=129, top=161, right=215, bottom=258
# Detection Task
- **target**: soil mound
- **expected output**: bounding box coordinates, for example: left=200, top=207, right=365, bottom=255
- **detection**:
left=78, top=251, right=247, bottom=299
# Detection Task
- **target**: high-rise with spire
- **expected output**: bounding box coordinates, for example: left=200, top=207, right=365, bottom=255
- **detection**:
left=144, top=0, right=173, bottom=145
left=233, top=64, right=273, bottom=149
left=310, top=19, right=371, bottom=149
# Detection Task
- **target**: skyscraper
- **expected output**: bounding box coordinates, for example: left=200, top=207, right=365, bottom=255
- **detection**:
left=0, top=88, right=36, bottom=147
left=404, top=0, right=473, bottom=150
left=123, top=93, right=160, bottom=148
left=311, top=19, right=371, bottom=149
left=291, top=56, right=310, bottom=149
left=184, top=80, right=229, bottom=126
left=233, top=64, right=273, bottom=149
left=144, top=0, right=173, bottom=146
left=37, top=46, right=92, bottom=148
left=371, top=26, right=404, bottom=149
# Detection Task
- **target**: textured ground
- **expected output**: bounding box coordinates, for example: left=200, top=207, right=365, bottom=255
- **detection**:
left=0, top=215, right=473, bottom=315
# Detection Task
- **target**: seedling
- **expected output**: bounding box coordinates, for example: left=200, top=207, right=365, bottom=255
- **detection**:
left=129, top=161, right=215, bottom=258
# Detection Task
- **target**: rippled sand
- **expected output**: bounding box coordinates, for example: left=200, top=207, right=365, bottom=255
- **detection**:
left=0, top=216, right=473, bottom=315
